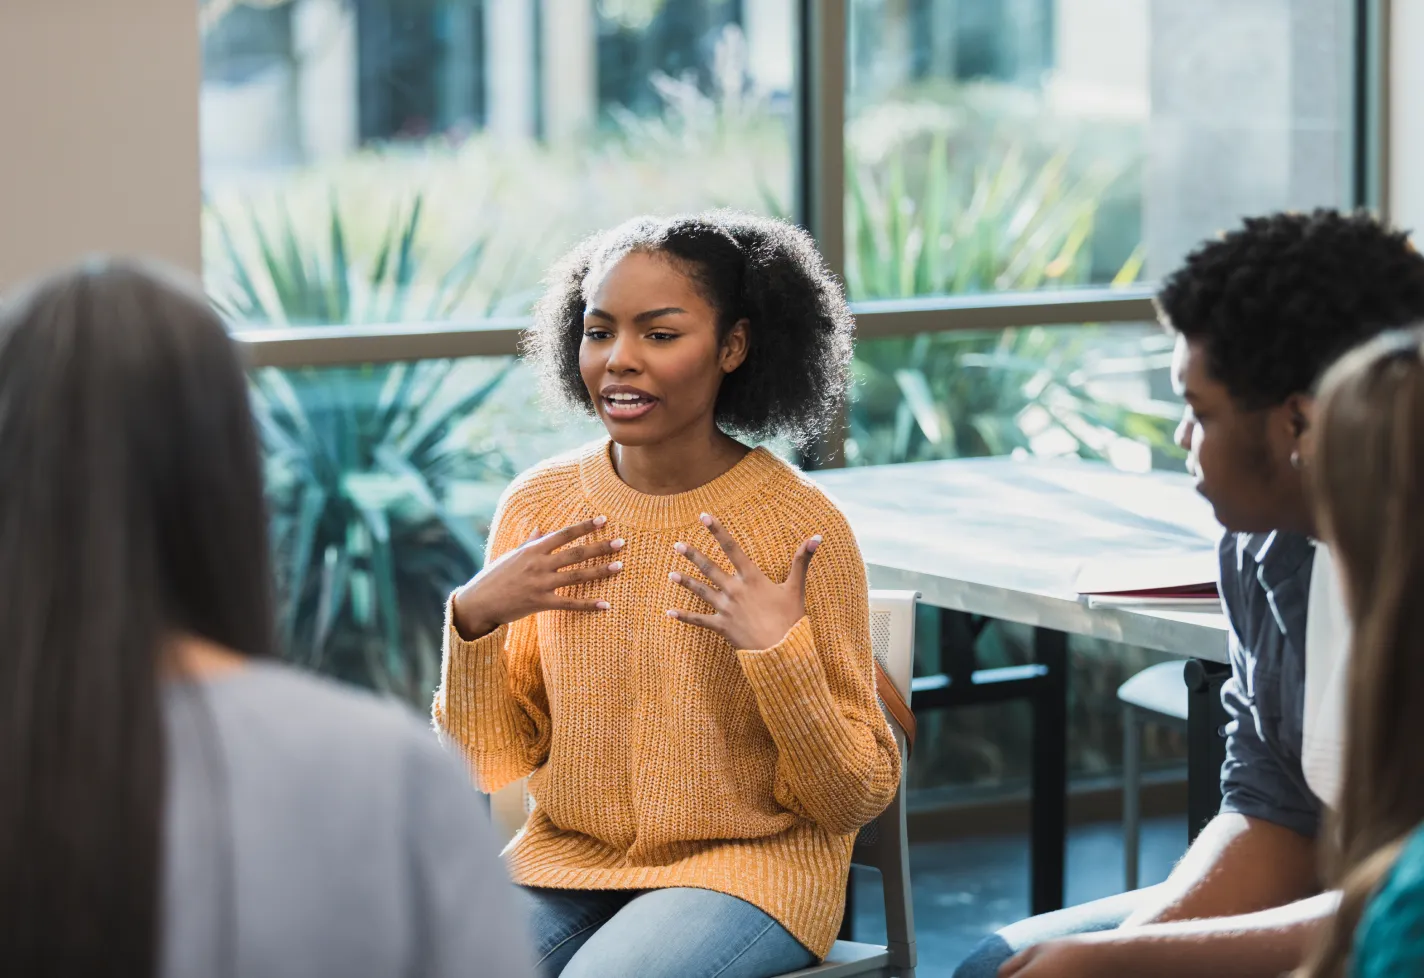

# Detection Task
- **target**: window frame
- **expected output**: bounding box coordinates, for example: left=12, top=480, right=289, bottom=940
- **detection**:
left=239, top=0, right=1388, bottom=388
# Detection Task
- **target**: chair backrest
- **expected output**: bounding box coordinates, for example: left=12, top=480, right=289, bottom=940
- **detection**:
left=868, top=589, right=916, bottom=708
left=486, top=590, right=919, bottom=969
left=854, top=589, right=918, bottom=970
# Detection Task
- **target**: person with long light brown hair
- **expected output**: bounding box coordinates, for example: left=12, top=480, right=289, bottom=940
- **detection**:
left=1296, top=328, right=1424, bottom=978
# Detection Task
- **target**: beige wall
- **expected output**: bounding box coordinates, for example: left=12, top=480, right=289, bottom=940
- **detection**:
left=0, top=0, right=202, bottom=290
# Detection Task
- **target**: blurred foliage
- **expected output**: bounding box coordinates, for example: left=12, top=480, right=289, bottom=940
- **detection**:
left=206, top=19, right=1185, bottom=784
left=215, top=193, right=521, bottom=702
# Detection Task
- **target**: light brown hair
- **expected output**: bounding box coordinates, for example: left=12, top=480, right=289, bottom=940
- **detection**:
left=1297, top=327, right=1424, bottom=978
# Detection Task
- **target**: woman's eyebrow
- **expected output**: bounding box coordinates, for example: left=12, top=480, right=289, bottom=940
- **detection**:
left=584, top=306, right=688, bottom=323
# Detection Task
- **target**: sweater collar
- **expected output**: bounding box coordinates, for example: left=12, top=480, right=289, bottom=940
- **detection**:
left=577, top=439, right=783, bottom=530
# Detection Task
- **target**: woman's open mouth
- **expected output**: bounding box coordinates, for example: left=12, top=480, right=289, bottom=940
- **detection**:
left=601, top=387, right=659, bottom=421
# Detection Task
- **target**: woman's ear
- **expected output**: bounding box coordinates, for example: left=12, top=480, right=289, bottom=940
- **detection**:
left=720, top=319, right=750, bottom=374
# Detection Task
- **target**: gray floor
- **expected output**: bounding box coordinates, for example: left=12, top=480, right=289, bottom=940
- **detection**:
left=849, top=816, right=1186, bottom=977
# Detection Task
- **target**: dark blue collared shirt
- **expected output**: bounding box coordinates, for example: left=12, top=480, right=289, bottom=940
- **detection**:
left=1216, top=530, right=1321, bottom=839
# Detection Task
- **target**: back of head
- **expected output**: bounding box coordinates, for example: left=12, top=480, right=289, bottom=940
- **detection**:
left=1300, top=328, right=1424, bottom=978
left=1158, top=210, right=1424, bottom=407
left=0, top=260, right=275, bottom=976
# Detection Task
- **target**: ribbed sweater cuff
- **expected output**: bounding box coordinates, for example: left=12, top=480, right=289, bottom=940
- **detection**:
left=438, top=596, right=523, bottom=781
left=737, top=618, right=857, bottom=763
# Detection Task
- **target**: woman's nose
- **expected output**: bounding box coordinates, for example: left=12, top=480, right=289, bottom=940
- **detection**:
left=605, top=336, right=640, bottom=374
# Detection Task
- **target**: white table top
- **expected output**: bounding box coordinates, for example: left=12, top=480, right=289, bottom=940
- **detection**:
left=812, top=456, right=1231, bottom=664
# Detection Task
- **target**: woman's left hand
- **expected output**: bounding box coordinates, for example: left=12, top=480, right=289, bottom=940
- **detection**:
left=668, top=513, right=821, bottom=651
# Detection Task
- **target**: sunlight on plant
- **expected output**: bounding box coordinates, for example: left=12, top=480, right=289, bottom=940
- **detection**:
left=841, top=85, right=1170, bottom=473
left=257, top=357, right=521, bottom=702
left=203, top=24, right=792, bottom=323
left=214, top=194, right=537, bottom=702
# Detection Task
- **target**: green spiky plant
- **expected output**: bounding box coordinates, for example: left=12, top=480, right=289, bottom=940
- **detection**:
left=841, top=126, right=1181, bottom=470
left=837, top=117, right=1192, bottom=793
left=207, top=192, right=523, bottom=703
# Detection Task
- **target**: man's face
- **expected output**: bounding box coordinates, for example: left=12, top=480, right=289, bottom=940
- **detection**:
left=1171, top=334, right=1308, bottom=534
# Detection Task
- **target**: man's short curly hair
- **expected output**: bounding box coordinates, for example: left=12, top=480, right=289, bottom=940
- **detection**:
left=1157, top=209, right=1424, bottom=410
left=525, top=211, right=853, bottom=449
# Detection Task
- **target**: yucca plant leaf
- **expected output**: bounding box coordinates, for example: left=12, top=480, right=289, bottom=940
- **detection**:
left=373, top=444, right=484, bottom=562
left=428, top=236, right=489, bottom=320
left=209, top=205, right=268, bottom=321
left=254, top=369, right=332, bottom=478
left=400, top=359, right=516, bottom=466
left=349, top=502, right=405, bottom=686
left=278, top=205, right=317, bottom=322
left=280, top=482, right=329, bottom=648
left=328, top=191, right=352, bottom=321
left=310, top=542, right=351, bottom=670
left=1112, top=243, right=1146, bottom=287
left=249, top=212, right=296, bottom=326
left=385, top=194, right=424, bottom=323
left=916, top=131, right=950, bottom=294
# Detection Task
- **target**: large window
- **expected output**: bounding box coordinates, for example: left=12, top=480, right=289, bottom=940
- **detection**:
left=201, top=1, right=1372, bottom=789
left=844, top=0, right=1356, bottom=302
left=847, top=323, right=1180, bottom=471
left=202, top=0, right=795, bottom=325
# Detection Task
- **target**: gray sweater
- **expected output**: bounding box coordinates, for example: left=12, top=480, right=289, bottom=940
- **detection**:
left=161, top=661, right=533, bottom=978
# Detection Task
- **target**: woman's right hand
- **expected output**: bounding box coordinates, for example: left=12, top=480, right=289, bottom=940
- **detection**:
left=452, top=516, right=624, bottom=639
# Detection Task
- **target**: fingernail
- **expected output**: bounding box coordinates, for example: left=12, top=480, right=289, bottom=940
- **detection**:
left=593, top=515, right=607, bottom=526
left=669, top=571, right=681, bottom=583
left=611, top=538, right=625, bottom=550
left=673, top=542, right=688, bottom=554
left=597, top=601, right=611, bottom=611
left=608, top=561, right=623, bottom=572
left=666, top=609, right=679, bottom=619
left=812, top=534, right=823, bottom=544
left=699, top=513, right=712, bottom=526
left=808, top=536, right=822, bottom=551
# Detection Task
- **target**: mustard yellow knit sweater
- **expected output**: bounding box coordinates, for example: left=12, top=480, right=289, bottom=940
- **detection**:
left=433, top=440, right=901, bottom=958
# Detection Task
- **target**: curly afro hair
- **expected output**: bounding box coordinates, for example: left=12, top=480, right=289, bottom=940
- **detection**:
left=1156, top=209, right=1424, bottom=410
left=525, top=211, right=853, bottom=449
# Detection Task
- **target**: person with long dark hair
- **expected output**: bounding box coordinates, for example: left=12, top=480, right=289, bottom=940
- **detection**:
left=0, top=261, right=532, bottom=978
left=1296, top=329, right=1424, bottom=978
left=434, top=212, right=900, bottom=978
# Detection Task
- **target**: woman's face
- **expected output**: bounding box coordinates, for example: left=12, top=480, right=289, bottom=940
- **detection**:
left=579, top=250, right=746, bottom=448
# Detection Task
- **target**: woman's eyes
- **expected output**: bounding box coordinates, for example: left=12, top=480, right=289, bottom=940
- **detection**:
left=581, top=328, right=678, bottom=342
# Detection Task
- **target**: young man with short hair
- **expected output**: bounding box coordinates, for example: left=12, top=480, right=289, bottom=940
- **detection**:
left=952, top=209, right=1424, bottom=978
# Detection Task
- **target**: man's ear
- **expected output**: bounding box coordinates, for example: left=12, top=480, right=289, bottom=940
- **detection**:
left=1284, top=391, right=1317, bottom=467
left=1285, top=392, right=1315, bottom=439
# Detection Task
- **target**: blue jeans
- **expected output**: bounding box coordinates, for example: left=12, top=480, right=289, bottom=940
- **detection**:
left=951, top=886, right=1152, bottom=978
left=522, top=886, right=816, bottom=978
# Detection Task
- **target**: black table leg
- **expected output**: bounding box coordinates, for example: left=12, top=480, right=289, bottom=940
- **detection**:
left=1184, top=658, right=1230, bottom=841
left=1030, top=628, right=1068, bottom=915
left=915, top=611, right=1068, bottom=914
